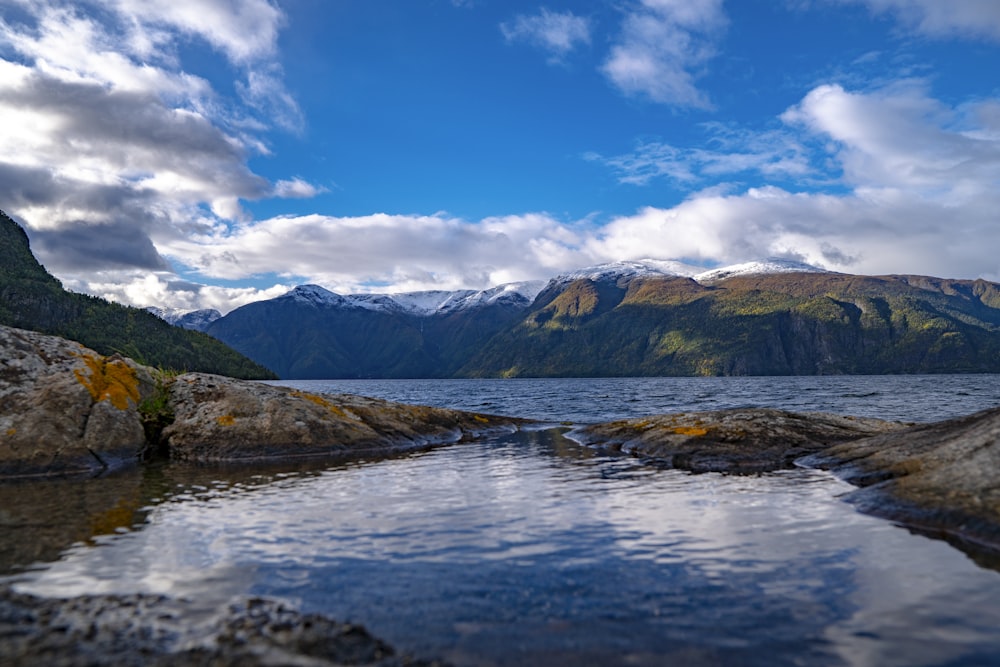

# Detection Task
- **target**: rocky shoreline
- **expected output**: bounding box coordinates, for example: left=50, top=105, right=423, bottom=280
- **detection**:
left=4, top=323, right=1000, bottom=663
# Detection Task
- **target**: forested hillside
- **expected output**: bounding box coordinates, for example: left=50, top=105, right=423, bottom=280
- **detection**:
left=0, top=211, right=275, bottom=379
left=462, top=273, right=1000, bottom=376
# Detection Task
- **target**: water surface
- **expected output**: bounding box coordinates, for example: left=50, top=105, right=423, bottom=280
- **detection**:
left=5, top=376, right=1000, bottom=665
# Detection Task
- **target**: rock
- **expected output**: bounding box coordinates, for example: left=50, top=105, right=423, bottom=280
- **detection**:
left=0, top=587, right=446, bottom=666
left=162, top=372, right=523, bottom=462
left=805, top=406, right=1000, bottom=553
left=0, top=326, right=154, bottom=478
left=0, top=324, right=525, bottom=477
left=571, top=408, right=906, bottom=473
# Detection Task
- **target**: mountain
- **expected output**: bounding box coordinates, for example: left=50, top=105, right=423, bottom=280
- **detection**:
left=200, top=257, right=1000, bottom=378
left=147, top=306, right=222, bottom=331
left=462, top=271, right=1000, bottom=377
left=0, top=210, right=275, bottom=379
left=205, top=282, right=540, bottom=378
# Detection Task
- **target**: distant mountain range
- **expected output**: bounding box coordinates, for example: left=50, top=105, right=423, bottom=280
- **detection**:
left=152, top=258, right=1000, bottom=379
left=0, top=211, right=275, bottom=379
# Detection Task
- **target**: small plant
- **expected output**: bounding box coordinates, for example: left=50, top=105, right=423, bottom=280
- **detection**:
left=138, top=367, right=177, bottom=459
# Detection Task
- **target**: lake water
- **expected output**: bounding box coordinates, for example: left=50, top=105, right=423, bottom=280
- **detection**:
left=5, top=375, right=1000, bottom=665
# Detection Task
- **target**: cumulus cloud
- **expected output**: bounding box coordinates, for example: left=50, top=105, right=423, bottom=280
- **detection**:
left=92, top=79, right=1000, bottom=312
left=0, top=1, right=318, bottom=288
left=585, top=81, right=1000, bottom=279
left=501, top=8, right=591, bottom=62
left=157, top=212, right=593, bottom=297
left=602, top=0, right=727, bottom=107
left=843, top=0, right=1000, bottom=41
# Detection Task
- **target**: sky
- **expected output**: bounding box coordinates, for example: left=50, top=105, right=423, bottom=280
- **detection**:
left=1, top=0, right=999, bottom=314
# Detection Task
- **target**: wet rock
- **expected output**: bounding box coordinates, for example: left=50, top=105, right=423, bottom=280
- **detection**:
left=572, top=408, right=906, bottom=474
left=162, top=372, right=523, bottom=462
left=806, top=406, right=1000, bottom=552
left=0, top=587, right=446, bottom=666
left=0, top=326, right=153, bottom=478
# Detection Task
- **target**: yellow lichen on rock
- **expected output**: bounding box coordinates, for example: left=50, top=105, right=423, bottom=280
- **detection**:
left=291, top=390, right=352, bottom=419
left=73, top=353, right=140, bottom=411
left=672, top=426, right=709, bottom=437
left=474, top=415, right=489, bottom=424
left=216, top=415, right=236, bottom=426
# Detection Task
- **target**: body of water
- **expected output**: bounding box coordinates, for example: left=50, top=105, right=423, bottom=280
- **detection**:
left=6, top=376, right=1000, bottom=665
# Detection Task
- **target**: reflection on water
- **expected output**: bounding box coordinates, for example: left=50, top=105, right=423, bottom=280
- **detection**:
left=6, top=428, right=1000, bottom=666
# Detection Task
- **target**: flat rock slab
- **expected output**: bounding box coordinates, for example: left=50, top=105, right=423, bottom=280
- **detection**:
left=163, top=373, right=524, bottom=462
left=0, top=326, right=153, bottom=478
left=572, top=408, right=906, bottom=474
left=0, top=587, right=445, bottom=666
left=806, top=406, right=1000, bottom=554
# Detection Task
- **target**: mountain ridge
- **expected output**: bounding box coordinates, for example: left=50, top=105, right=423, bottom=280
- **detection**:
left=198, top=259, right=1000, bottom=379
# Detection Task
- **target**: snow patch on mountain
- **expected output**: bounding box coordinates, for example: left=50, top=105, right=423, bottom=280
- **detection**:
left=552, top=259, right=702, bottom=286
left=279, top=284, right=352, bottom=308
left=694, top=259, right=830, bottom=283
left=271, top=281, right=548, bottom=317
left=147, top=306, right=222, bottom=331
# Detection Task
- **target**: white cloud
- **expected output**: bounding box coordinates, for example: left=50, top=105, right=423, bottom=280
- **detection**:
left=844, top=0, right=1000, bottom=41
left=781, top=81, right=1000, bottom=203
left=602, top=0, right=727, bottom=107
left=157, top=212, right=594, bottom=296
left=590, top=124, right=816, bottom=186
left=273, top=178, right=325, bottom=199
left=109, top=0, right=285, bottom=63
left=501, top=8, right=591, bottom=62
left=584, top=81, right=1000, bottom=279
left=0, top=1, right=319, bottom=284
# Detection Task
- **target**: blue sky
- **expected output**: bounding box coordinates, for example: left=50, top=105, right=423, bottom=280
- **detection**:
left=1, top=0, right=999, bottom=313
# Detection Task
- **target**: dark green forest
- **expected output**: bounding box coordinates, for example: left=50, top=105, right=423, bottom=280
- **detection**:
left=0, top=210, right=275, bottom=379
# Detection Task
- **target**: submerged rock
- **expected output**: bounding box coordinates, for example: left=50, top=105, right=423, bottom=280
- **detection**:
left=571, top=408, right=906, bottom=474
left=805, top=406, right=1000, bottom=553
left=163, top=372, right=523, bottom=462
left=0, top=587, right=446, bottom=666
left=0, top=326, right=154, bottom=478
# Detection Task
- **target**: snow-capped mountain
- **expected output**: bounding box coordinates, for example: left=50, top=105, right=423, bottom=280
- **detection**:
left=156, top=258, right=829, bottom=328
left=273, top=281, right=547, bottom=317
left=147, top=306, right=222, bottom=331
left=547, top=257, right=828, bottom=289
left=693, top=259, right=831, bottom=283
left=550, top=259, right=702, bottom=286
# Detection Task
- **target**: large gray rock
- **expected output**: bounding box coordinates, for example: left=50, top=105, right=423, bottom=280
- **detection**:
left=0, top=588, right=445, bottom=666
left=162, top=372, right=523, bottom=462
left=571, top=408, right=906, bottom=473
left=806, top=406, right=1000, bottom=553
left=0, top=326, right=152, bottom=478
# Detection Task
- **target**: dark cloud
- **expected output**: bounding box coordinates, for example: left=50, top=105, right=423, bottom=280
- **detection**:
left=29, top=220, right=170, bottom=272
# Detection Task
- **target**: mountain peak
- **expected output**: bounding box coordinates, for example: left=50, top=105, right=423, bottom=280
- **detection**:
left=281, top=284, right=349, bottom=308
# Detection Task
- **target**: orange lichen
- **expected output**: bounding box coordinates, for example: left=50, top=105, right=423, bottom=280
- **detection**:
left=474, top=415, right=489, bottom=424
left=73, top=353, right=140, bottom=411
left=216, top=414, right=236, bottom=426
left=672, top=426, right=709, bottom=437
left=291, top=390, right=349, bottom=419
left=5, top=428, right=14, bottom=437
